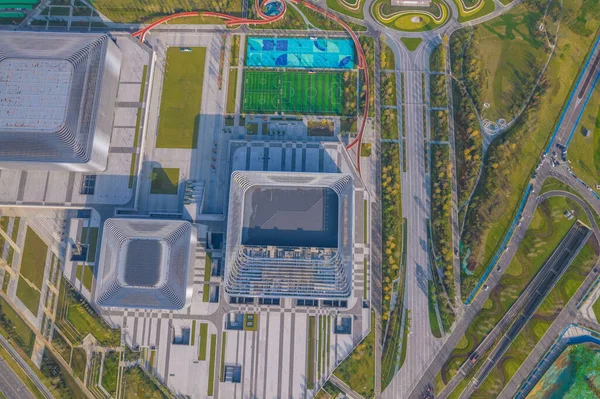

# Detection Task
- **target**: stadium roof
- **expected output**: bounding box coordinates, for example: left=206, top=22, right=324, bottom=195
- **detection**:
left=95, top=218, right=196, bottom=310
left=225, top=171, right=354, bottom=300
left=0, top=32, right=121, bottom=171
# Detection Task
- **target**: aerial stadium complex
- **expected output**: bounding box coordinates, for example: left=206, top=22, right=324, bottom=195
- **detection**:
left=0, top=32, right=121, bottom=171
left=224, top=171, right=354, bottom=300
left=95, top=218, right=196, bottom=310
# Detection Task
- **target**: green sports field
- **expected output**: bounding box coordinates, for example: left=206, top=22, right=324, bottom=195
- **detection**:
left=242, top=70, right=343, bottom=115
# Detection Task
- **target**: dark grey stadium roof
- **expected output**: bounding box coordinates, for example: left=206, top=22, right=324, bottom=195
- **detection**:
left=242, top=186, right=339, bottom=248
left=95, top=218, right=196, bottom=310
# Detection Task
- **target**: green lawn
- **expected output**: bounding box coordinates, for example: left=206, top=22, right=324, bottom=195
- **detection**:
left=20, top=227, right=48, bottom=290
left=326, top=0, right=365, bottom=19
left=568, top=83, right=600, bottom=192
left=472, top=3, right=550, bottom=122
left=307, top=316, right=316, bottom=390
left=242, top=70, right=344, bottom=115
left=150, top=167, right=179, bottom=195
left=57, top=278, right=120, bottom=346
left=198, top=323, right=208, bottom=360
left=459, top=0, right=600, bottom=295
left=101, top=351, right=119, bottom=395
left=207, top=334, right=217, bottom=396
left=122, top=365, right=168, bottom=399
left=401, top=37, right=422, bottom=51
left=89, top=0, right=242, bottom=23
left=0, top=297, right=36, bottom=356
left=453, top=0, right=495, bottom=22
left=443, top=196, right=584, bottom=382
left=71, top=347, right=86, bottom=381
left=226, top=68, right=238, bottom=114
left=157, top=47, right=206, bottom=149
left=16, top=277, right=40, bottom=316
left=472, top=237, right=599, bottom=398
left=334, top=311, right=375, bottom=398
left=373, top=0, right=449, bottom=31
left=593, top=296, right=600, bottom=322
left=40, top=348, right=86, bottom=399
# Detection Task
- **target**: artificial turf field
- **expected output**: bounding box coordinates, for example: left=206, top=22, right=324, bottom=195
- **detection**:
left=242, top=70, right=343, bottom=115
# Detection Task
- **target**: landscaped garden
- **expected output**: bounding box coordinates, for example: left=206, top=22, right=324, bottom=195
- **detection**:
left=459, top=0, right=600, bottom=299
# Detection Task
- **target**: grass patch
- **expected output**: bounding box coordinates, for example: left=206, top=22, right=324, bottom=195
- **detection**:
left=307, top=316, right=316, bottom=389
left=220, top=332, right=226, bottom=381
left=333, top=311, right=375, bottom=398
left=325, top=0, right=366, bottom=19
left=40, top=348, right=86, bottom=398
left=80, top=227, right=99, bottom=263
left=381, top=72, right=397, bottom=106
left=157, top=47, right=206, bottom=149
left=56, top=278, right=120, bottom=346
left=226, top=68, right=238, bottom=114
left=150, top=167, right=179, bottom=195
left=453, top=0, right=495, bottom=22
left=428, top=281, right=442, bottom=338
left=382, top=108, right=399, bottom=139
left=198, top=323, right=208, bottom=361
left=102, top=351, right=119, bottom=395
left=0, top=297, right=36, bottom=356
left=20, top=227, right=47, bottom=290
left=122, top=365, right=168, bottom=399
left=430, top=42, right=447, bottom=72
left=51, top=329, right=71, bottom=364
left=568, top=83, right=600, bottom=192
left=90, top=0, right=242, bottom=23
left=380, top=37, right=396, bottom=70
left=207, top=334, right=217, bottom=396
left=401, top=37, right=422, bottom=51
left=430, top=74, right=447, bottom=108
left=361, top=143, right=372, bottom=157
left=431, top=109, right=449, bottom=141
left=243, top=313, right=258, bottom=331
left=16, top=277, right=40, bottom=316
left=71, top=347, right=86, bottom=381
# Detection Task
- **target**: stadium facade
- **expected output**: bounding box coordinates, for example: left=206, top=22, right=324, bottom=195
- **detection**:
left=95, top=218, right=196, bottom=310
left=224, top=171, right=354, bottom=300
left=0, top=32, right=121, bottom=171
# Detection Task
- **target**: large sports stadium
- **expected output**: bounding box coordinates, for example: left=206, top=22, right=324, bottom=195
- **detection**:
left=224, top=171, right=354, bottom=300
left=0, top=32, right=121, bottom=171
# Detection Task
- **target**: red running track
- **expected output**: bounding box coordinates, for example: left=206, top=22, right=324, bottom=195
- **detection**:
left=132, top=0, right=369, bottom=175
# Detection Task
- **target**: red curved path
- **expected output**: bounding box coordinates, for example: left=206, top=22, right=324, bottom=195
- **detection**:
left=133, top=0, right=369, bottom=175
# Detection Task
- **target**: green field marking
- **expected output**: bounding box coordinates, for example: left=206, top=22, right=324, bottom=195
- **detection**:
left=16, top=277, right=40, bottom=316
left=307, top=316, right=316, bottom=389
left=242, top=70, right=344, bottom=115
left=207, top=334, right=217, bottom=396
left=220, top=331, right=226, bottom=382
left=20, top=227, right=48, bottom=290
left=198, top=323, right=208, bottom=361
left=191, top=321, right=196, bottom=346
left=0, top=297, right=36, bottom=356
left=150, top=167, right=179, bottom=195
left=157, top=47, right=206, bottom=149
left=401, top=37, right=422, bottom=51
left=226, top=68, right=238, bottom=114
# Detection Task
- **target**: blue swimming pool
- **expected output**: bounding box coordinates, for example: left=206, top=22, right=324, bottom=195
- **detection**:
left=246, top=37, right=355, bottom=69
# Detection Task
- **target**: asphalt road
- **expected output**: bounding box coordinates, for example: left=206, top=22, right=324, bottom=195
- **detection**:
left=0, top=359, right=34, bottom=399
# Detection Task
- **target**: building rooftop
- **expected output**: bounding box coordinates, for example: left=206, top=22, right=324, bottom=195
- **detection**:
left=95, top=218, right=196, bottom=310
left=225, top=171, right=354, bottom=300
left=0, top=31, right=121, bottom=171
